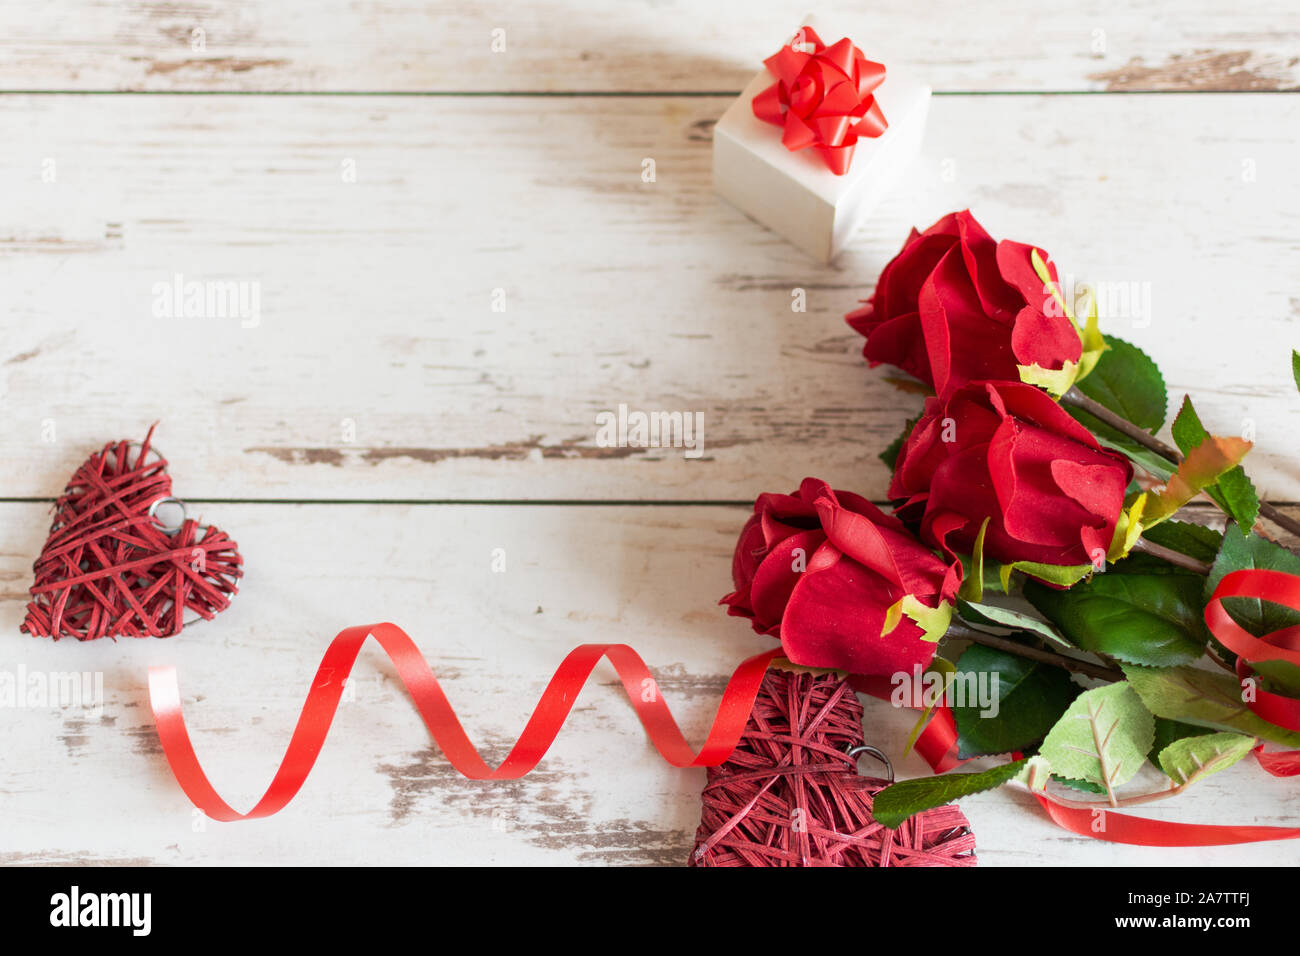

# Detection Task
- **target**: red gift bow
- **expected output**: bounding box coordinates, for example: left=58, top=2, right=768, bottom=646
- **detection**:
left=751, top=27, right=888, bottom=176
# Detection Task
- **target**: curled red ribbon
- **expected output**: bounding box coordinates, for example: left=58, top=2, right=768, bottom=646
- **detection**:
left=147, top=570, right=1300, bottom=848
left=149, top=622, right=779, bottom=821
left=1205, top=568, right=1300, bottom=733
left=751, top=27, right=887, bottom=175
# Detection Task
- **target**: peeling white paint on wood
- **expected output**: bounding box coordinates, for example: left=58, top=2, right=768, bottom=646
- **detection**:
left=0, top=1, right=1297, bottom=93
left=1, top=94, right=1298, bottom=502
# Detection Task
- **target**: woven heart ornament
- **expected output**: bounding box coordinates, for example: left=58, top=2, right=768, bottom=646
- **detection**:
left=690, top=669, right=976, bottom=866
left=22, top=427, right=242, bottom=641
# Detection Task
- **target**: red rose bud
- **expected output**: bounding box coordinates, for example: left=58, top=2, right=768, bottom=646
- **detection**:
left=721, top=477, right=961, bottom=676
left=890, top=381, right=1133, bottom=570
left=846, top=210, right=1083, bottom=395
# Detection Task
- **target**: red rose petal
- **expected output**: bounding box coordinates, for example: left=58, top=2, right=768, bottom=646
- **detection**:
left=858, top=310, right=933, bottom=385
left=988, top=414, right=1106, bottom=550
left=1010, top=305, right=1082, bottom=369
left=996, top=239, right=1060, bottom=313
left=812, top=497, right=907, bottom=585
left=780, top=553, right=935, bottom=676
left=988, top=380, right=1104, bottom=451
left=919, top=444, right=1007, bottom=557
left=953, top=211, right=1023, bottom=324
left=730, top=514, right=766, bottom=593
left=918, top=247, right=1020, bottom=393
left=878, top=231, right=959, bottom=320
left=831, top=488, right=910, bottom=535
left=749, top=529, right=827, bottom=631
left=1050, top=458, right=1131, bottom=525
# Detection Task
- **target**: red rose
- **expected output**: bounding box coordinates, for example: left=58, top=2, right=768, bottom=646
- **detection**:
left=721, top=477, right=961, bottom=676
left=890, top=381, right=1133, bottom=569
left=846, top=210, right=1082, bottom=395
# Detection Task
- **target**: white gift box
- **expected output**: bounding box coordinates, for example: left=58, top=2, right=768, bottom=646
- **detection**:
left=713, top=19, right=931, bottom=263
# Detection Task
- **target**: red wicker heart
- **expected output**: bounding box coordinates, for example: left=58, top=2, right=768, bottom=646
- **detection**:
left=21, top=427, right=242, bottom=641
left=690, top=669, right=976, bottom=866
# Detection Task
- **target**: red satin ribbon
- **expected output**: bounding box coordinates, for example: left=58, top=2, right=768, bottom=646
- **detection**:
left=752, top=27, right=887, bottom=175
left=1253, top=744, right=1300, bottom=776
left=149, top=622, right=780, bottom=821
left=148, top=571, right=1300, bottom=846
left=848, top=673, right=966, bottom=772
left=1205, top=568, right=1300, bottom=732
left=1033, top=795, right=1300, bottom=846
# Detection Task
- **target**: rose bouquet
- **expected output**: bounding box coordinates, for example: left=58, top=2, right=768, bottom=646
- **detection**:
left=722, top=210, right=1300, bottom=830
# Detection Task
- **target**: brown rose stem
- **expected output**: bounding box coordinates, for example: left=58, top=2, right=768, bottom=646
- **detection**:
left=1061, top=387, right=1300, bottom=542
left=944, top=620, right=1124, bottom=683
left=1032, top=779, right=1187, bottom=810
left=1060, top=387, right=1182, bottom=462
left=1129, top=536, right=1212, bottom=575
left=1257, top=501, right=1300, bottom=540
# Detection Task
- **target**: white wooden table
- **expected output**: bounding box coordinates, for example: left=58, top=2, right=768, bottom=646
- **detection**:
left=1, top=0, right=1299, bottom=866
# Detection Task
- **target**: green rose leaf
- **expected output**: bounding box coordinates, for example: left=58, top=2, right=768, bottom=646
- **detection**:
left=1249, top=659, right=1300, bottom=698
left=1039, top=683, right=1155, bottom=792
left=1171, top=396, right=1259, bottom=529
left=872, top=759, right=1026, bottom=830
left=956, top=599, right=1073, bottom=650
left=1123, top=663, right=1300, bottom=749
left=1090, top=431, right=1175, bottom=482
left=956, top=519, right=990, bottom=603
left=1205, top=461, right=1259, bottom=529
left=1052, top=775, right=1107, bottom=795
left=1024, top=573, right=1209, bottom=667
left=902, top=658, right=956, bottom=758
left=1139, top=520, right=1223, bottom=566
left=1065, top=335, right=1171, bottom=479
left=1110, top=548, right=1201, bottom=577
left=951, top=643, right=1080, bottom=759
left=879, top=416, right=919, bottom=470
left=1149, top=716, right=1212, bottom=768
left=999, top=560, right=1094, bottom=593
left=1140, top=435, right=1252, bottom=527
left=1074, top=335, right=1168, bottom=432
left=1014, top=755, right=1052, bottom=790
left=1157, top=731, right=1256, bottom=787
left=1292, top=349, right=1300, bottom=395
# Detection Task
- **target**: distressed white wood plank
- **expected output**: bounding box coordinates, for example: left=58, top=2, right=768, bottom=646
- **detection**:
left=0, top=502, right=1296, bottom=866
left=1, top=93, right=1298, bottom=502
left=1, top=0, right=1298, bottom=92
